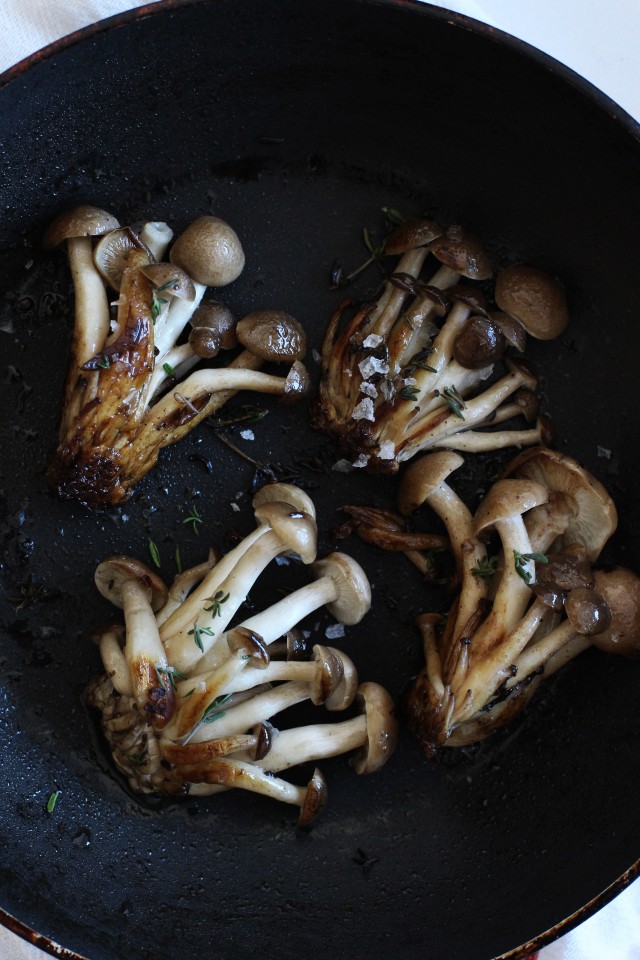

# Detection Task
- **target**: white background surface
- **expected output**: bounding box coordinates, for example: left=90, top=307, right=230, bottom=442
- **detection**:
left=1, top=2, right=640, bottom=959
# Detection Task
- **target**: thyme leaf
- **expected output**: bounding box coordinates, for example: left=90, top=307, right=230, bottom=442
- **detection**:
left=148, top=539, right=161, bottom=568
left=46, top=790, right=60, bottom=814
left=154, top=664, right=187, bottom=691
left=513, top=550, right=549, bottom=585
left=204, top=590, right=230, bottom=618
left=183, top=503, right=203, bottom=535
left=472, top=556, right=498, bottom=581
left=442, top=385, right=466, bottom=420
left=188, top=623, right=215, bottom=652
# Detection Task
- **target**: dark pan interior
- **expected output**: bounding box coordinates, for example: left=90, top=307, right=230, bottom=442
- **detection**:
left=1, top=2, right=640, bottom=958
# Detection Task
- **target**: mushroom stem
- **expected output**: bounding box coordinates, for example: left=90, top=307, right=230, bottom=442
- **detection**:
left=121, top=578, right=170, bottom=710
left=155, top=551, right=219, bottom=627
left=187, top=680, right=311, bottom=743
left=255, top=717, right=367, bottom=771
left=139, top=221, right=173, bottom=260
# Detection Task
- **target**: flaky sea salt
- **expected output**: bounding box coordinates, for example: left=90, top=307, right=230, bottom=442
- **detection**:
left=352, top=397, right=375, bottom=421
left=363, top=334, right=384, bottom=348
left=325, top=622, right=346, bottom=640
left=378, top=441, right=395, bottom=460
left=240, top=429, right=255, bottom=441
left=352, top=453, right=370, bottom=469
left=360, top=381, right=378, bottom=398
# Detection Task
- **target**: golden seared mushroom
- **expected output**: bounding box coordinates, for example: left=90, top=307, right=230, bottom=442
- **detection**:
left=337, top=504, right=449, bottom=578
left=86, top=485, right=396, bottom=823
left=401, top=449, right=629, bottom=754
left=312, top=218, right=560, bottom=471
left=45, top=207, right=310, bottom=507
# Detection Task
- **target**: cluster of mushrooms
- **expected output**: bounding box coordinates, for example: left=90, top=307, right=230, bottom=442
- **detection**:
left=85, top=483, right=398, bottom=824
left=343, top=447, right=640, bottom=754
left=44, top=205, right=309, bottom=506
left=312, top=220, right=566, bottom=471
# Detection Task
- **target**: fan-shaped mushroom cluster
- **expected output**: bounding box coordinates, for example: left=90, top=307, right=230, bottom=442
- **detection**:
left=397, top=448, right=640, bottom=754
left=85, top=484, right=398, bottom=824
left=312, top=220, right=566, bottom=471
left=44, top=206, right=310, bottom=506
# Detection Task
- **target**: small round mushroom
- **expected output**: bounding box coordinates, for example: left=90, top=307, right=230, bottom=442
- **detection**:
left=592, top=567, right=640, bottom=657
left=187, top=300, right=238, bottom=358
left=169, top=215, right=245, bottom=287
left=309, top=552, right=372, bottom=625
left=95, top=555, right=168, bottom=612
left=236, top=311, right=307, bottom=362
left=43, top=204, right=120, bottom=250
left=428, top=224, right=493, bottom=281
left=141, top=262, right=197, bottom=302
left=252, top=481, right=317, bottom=521
left=564, top=586, right=612, bottom=637
left=495, top=265, right=568, bottom=340
left=453, top=315, right=506, bottom=369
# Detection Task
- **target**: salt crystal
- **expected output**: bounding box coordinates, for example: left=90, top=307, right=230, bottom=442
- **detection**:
left=378, top=441, right=396, bottom=460
left=360, top=381, right=378, bottom=398
left=240, top=429, right=255, bottom=441
left=230, top=502, right=241, bottom=512
left=325, top=622, right=346, bottom=640
left=332, top=459, right=354, bottom=473
left=352, top=397, right=375, bottom=421
left=363, top=334, right=384, bottom=348
left=597, top=446, right=612, bottom=459
left=352, top=454, right=370, bottom=469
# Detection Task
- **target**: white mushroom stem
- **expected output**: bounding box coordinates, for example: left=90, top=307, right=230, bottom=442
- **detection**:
left=148, top=342, right=201, bottom=402
left=435, top=421, right=545, bottom=453
left=367, top=248, right=431, bottom=339
left=416, top=615, right=446, bottom=700
left=61, top=237, right=111, bottom=432
left=187, top=680, right=310, bottom=743
left=505, top=620, right=591, bottom=689
left=159, top=526, right=269, bottom=641
left=165, top=522, right=314, bottom=672
left=180, top=756, right=315, bottom=811
left=193, top=573, right=347, bottom=673
left=153, top=281, right=206, bottom=357
left=139, top=221, right=173, bottom=260
left=121, top=579, right=169, bottom=708
left=387, top=264, right=460, bottom=372
left=521, top=495, right=575, bottom=555
left=144, top=364, right=307, bottom=430
left=397, top=364, right=535, bottom=461
left=155, top=552, right=219, bottom=627
left=99, top=627, right=132, bottom=696
left=248, top=718, right=367, bottom=772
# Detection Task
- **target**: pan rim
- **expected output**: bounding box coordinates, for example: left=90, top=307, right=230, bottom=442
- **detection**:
left=1, top=1, right=639, bottom=958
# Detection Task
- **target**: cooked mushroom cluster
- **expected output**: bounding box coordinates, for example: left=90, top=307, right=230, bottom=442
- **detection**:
left=396, top=448, right=640, bottom=754
left=44, top=206, right=310, bottom=506
left=311, top=220, right=567, bottom=471
left=85, top=483, right=398, bottom=824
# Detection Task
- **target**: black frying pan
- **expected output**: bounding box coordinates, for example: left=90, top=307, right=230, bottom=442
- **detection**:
left=1, top=2, right=640, bottom=958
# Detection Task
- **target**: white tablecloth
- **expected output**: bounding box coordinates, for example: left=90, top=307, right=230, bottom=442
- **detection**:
left=1, top=2, right=639, bottom=959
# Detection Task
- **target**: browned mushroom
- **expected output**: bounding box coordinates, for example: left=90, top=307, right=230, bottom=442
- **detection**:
left=495, top=265, right=569, bottom=340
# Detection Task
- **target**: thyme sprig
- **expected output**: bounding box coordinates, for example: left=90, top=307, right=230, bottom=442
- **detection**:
left=472, top=556, right=498, bottom=582
left=442, top=385, right=466, bottom=420
left=188, top=623, right=215, bottom=652
left=148, top=539, right=161, bottom=568
left=183, top=503, right=203, bottom=535
left=204, top=590, right=230, bottom=618
left=154, top=664, right=187, bottom=691
left=513, top=550, right=548, bottom=585
left=151, top=278, right=178, bottom=322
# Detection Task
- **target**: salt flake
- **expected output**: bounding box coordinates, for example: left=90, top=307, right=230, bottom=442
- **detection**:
left=352, top=397, right=375, bottom=422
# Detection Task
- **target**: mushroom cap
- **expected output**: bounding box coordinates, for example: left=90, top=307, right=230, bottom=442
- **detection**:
left=227, top=626, right=270, bottom=667
left=489, top=310, right=527, bottom=352
left=310, top=551, right=371, bottom=625
left=397, top=451, right=465, bottom=516
left=495, top=265, right=568, bottom=340
left=94, top=227, right=153, bottom=290
left=323, top=647, right=359, bottom=711
left=352, top=682, right=399, bottom=774
left=428, top=225, right=492, bottom=281
left=474, top=478, right=550, bottom=535
left=282, top=360, right=311, bottom=402
left=43, top=205, right=120, bottom=249
left=252, top=482, right=317, bottom=521
left=453, top=315, right=506, bottom=370
left=385, top=218, right=444, bottom=255
left=94, top=556, right=169, bottom=611
left=592, top=568, right=640, bottom=657
left=297, top=768, right=328, bottom=827
left=253, top=500, right=317, bottom=564
left=236, top=310, right=307, bottom=362
left=189, top=300, right=237, bottom=348
left=141, top=262, right=197, bottom=301
left=564, top=586, right=612, bottom=637
left=170, top=215, right=245, bottom=286
left=307, top=644, right=345, bottom=705
left=502, top=447, right=618, bottom=562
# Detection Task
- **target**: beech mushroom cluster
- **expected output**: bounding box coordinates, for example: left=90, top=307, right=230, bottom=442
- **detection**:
left=44, top=206, right=310, bottom=506
left=396, top=447, right=640, bottom=754
left=311, top=220, right=567, bottom=471
left=85, top=483, right=398, bottom=824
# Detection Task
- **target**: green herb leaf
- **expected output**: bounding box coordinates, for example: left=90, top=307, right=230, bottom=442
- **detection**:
left=148, top=539, right=161, bottom=568
left=513, top=550, right=549, bottom=585
left=399, top=385, right=420, bottom=402
left=154, top=664, right=188, bottom=691
left=201, top=694, right=232, bottom=724
left=442, top=385, right=466, bottom=420
left=188, top=623, right=215, bottom=652
left=472, top=556, right=498, bottom=582
left=175, top=545, right=183, bottom=574
left=163, top=362, right=176, bottom=378
left=46, top=790, right=60, bottom=814
left=183, top=504, right=203, bottom=535
left=203, top=590, right=230, bottom=618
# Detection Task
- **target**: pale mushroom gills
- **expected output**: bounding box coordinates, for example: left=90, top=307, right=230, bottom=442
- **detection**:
left=85, top=484, right=398, bottom=825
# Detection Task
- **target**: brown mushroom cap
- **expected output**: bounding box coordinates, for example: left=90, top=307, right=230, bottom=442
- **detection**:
left=453, top=315, right=506, bottom=370
left=495, top=265, right=568, bottom=340
left=323, top=647, right=359, bottom=711
left=282, top=360, right=311, bottom=402
left=169, top=215, right=245, bottom=287
left=297, top=768, right=328, bottom=827
left=94, top=556, right=169, bottom=611
left=428, top=225, right=493, bottom=281
left=188, top=300, right=238, bottom=354
left=474, top=478, right=550, bottom=536
left=253, top=500, right=317, bottom=564
left=43, top=204, right=120, bottom=250
left=310, top=552, right=371, bottom=625
left=502, top=448, right=618, bottom=562
left=385, top=218, right=444, bottom=255
left=94, top=227, right=153, bottom=290
left=307, top=644, right=345, bottom=705
left=141, top=262, right=197, bottom=301
left=489, top=310, right=527, bottom=352
left=397, top=450, right=465, bottom=516
left=227, top=626, right=270, bottom=667
left=564, top=586, right=612, bottom=637
left=236, top=311, right=307, bottom=362
left=352, top=682, right=399, bottom=774
left=592, top=568, right=640, bottom=657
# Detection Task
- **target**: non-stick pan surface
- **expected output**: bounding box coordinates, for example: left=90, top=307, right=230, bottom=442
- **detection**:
left=1, top=2, right=640, bottom=958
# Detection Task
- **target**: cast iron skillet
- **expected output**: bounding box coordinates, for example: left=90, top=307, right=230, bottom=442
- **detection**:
left=1, top=2, right=640, bottom=958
